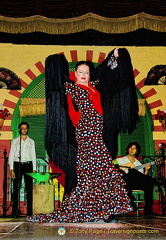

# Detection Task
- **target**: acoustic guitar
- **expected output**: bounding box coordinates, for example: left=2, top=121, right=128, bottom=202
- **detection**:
left=113, top=158, right=163, bottom=172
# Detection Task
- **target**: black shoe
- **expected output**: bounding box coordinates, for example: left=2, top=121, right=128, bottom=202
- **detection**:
left=145, top=212, right=156, bottom=219
left=9, top=212, right=19, bottom=218
left=104, top=215, right=118, bottom=223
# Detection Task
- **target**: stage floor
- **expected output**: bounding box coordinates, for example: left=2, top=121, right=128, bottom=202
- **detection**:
left=0, top=215, right=166, bottom=240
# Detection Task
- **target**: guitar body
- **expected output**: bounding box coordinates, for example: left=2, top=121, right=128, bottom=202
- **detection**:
left=118, top=162, right=135, bottom=172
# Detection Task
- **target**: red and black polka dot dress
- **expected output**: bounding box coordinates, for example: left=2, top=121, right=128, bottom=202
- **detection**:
left=27, top=81, right=133, bottom=223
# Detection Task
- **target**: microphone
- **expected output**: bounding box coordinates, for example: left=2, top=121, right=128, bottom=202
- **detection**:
left=159, top=143, right=166, bottom=148
left=19, top=128, right=22, bottom=133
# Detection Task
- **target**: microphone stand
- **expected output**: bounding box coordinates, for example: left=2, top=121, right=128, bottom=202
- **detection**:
left=2, top=149, right=8, bottom=217
left=15, top=130, right=22, bottom=217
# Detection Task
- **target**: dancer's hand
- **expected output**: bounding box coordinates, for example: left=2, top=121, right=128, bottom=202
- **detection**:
left=114, top=48, right=119, bottom=58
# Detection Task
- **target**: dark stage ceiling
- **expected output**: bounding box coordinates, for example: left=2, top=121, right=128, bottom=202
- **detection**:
left=0, top=0, right=165, bottom=18
left=0, top=0, right=165, bottom=46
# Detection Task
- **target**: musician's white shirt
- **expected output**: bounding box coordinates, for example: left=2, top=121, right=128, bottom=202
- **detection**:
left=116, top=156, right=143, bottom=174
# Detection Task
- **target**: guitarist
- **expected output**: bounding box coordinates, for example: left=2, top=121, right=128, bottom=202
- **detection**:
left=114, top=142, right=163, bottom=218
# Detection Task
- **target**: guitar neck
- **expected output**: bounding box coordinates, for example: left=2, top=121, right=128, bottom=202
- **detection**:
left=134, top=161, right=155, bottom=170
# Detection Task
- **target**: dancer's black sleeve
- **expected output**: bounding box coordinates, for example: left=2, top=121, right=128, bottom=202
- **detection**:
left=45, top=54, right=77, bottom=193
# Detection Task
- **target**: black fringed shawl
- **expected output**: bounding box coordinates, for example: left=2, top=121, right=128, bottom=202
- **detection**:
left=92, top=48, right=139, bottom=158
left=45, top=54, right=77, bottom=193
left=45, top=48, right=139, bottom=193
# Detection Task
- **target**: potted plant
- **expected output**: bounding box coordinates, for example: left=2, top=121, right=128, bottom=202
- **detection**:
left=0, top=107, right=10, bottom=129
left=155, top=109, right=166, bottom=133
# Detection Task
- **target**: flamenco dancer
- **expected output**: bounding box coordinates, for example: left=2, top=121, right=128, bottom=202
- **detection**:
left=27, top=48, right=139, bottom=223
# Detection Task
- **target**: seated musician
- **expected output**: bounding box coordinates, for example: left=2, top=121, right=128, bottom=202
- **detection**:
left=114, top=142, right=165, bottom=218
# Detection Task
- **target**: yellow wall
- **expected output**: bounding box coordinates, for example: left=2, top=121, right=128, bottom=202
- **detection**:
left=0, top=44, right=166, bottom=140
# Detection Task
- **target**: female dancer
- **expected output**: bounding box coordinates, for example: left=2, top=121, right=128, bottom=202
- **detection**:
left=27, top=48, right=138, bottom=223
